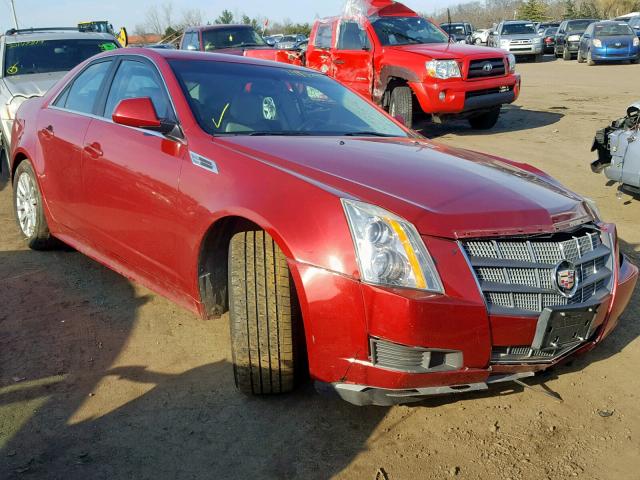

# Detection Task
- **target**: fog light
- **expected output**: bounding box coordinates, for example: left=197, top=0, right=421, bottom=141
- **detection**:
left=370, top=338, right=463, bottom=373
left=439, top=91, right=446, bottom=102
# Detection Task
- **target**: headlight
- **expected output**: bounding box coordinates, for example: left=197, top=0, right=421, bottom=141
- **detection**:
left=633, top=37, right=639, bottom=47
left=567, top=34, right=581, bottom=42
left=592, top=39, right=602, bottom=48
left=507, top=53, right=516, bottom=72
left=499, top=39, right=510, bottom=48
left=425, top=59, right=461, bottom=79
left=4, top=95, right=27, bottom=120
left=583, top=197, right=602, bottom=222
left=342, top=199, right=444, bottom=292
left=533, top=37, right=543, bottom=44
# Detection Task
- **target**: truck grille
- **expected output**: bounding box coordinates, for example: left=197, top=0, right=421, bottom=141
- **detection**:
left=467, top=58, right=506, bottom=79
left=462, top=228, right=613, bottom=315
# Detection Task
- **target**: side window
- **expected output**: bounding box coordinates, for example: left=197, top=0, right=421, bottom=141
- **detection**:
left=337, top=21, right=371, bottom=50
left=184, top=32, right=200, bottom=50
left=57, top=60, right=111, bottom=114
left=314, top=24, right=333, bottom=49
left=104, top=60, right=174, bottom=121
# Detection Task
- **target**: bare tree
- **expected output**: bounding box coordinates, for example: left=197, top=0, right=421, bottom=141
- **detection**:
left=180, top=8, right=206, bottom=28
left=137, top=1, right=175, bottom=35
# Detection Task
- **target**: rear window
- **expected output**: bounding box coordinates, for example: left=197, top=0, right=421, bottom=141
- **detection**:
left=4, top=38, right=117, bottom=76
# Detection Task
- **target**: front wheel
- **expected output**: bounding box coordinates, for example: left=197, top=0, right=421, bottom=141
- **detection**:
left=12, top=160, right=56, bottom=250
left=389, top=86, right=414, bottom=129
left=228, top=230, right=299, bottom=395
left=587, top=49, right=595, bottom=66
left=474, top=38, right=482, bottom=45
left=563, top=47, right=572, bottom=61
left=468, top=108, right=501, bottom=130
left=577, top=49, right=585, bottom=63
left=534, top=53, right=543, bottom=62
left=630, top=56, right=639, bottom=65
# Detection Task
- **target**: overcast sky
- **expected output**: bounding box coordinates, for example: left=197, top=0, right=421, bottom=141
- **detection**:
left=1, top=0, right=457, bottom=32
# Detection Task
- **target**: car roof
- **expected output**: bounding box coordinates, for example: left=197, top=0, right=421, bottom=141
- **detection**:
left=503, top=20, right=534, bottom=24
left=99, top=47, right=312, bottom=72
left=2, top=30, right=114, bottom=43
left=186, top=24, right=254, bottom=32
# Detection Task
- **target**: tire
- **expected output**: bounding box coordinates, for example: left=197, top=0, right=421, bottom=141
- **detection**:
left=228, top=230, right=299, bottom=395
left=554, top=46, right=561, bottom=58
left=587, top=50, right=595, bottom=66
left=474, top=38, right=482, bottom=45
left=563, top=47, right=572, bottom=61
left=12, top=160, right=56, bottom=250
left=577, top=49, right=584, bottom=63
left=468, top=107, right=501, bottom=130
left=534, top=54, right=543, bottom=62
left=389, top=86, right=414, bottom=129
left=630, top=57, right=639, bottom=65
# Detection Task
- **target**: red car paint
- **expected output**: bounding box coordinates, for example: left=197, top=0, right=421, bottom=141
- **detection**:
left=303, top=1, right=520, bottom=119
left=10, top=49, right=637, bottom=401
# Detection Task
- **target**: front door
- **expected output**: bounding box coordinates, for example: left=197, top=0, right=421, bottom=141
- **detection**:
left=80, top=58, right=186, bottom=287
left=306, top=21, right=336, bottom=76
left=332, top=21, right=374, bottom=97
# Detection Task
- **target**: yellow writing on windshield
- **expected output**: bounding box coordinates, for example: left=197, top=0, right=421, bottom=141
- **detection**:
left=212, top=103, right=230, bottom=129
left=6, top=63, right=19, bottom=75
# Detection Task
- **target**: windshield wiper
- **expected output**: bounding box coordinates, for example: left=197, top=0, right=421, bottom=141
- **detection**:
left=343, top=131, right=398, bottom=137
left=247, top=131, right=312, bottom=136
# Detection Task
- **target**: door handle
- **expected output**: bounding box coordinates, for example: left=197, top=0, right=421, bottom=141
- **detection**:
left=41, top=125, right=54, bottom=138
left=84, top=142, right=103, bottom=158
left=334, top=59, right=345, bottom=65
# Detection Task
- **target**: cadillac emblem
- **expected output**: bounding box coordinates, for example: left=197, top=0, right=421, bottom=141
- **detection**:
left=553, top=260, right=579, bottom=297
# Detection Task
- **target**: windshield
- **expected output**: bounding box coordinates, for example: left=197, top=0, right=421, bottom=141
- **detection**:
left=594, top=23, right=634, bottom=36
left=371, top=16, right=449, bottom=46
left=567, top=20, right=595, bottom=32
left=279, top=36, right=297, bottom=42
left=4, top=38, right=117, bottom=76
left=500, top=23, right=536, bottom=35
left=441, top=24, right=466, bottom=36
left=170, top=60, right=408, bottom=138
left=202, top=28, right=267, bottom=51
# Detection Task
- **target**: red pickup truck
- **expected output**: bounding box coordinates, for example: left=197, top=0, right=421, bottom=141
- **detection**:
left=304, top=1, right=521, bottom=129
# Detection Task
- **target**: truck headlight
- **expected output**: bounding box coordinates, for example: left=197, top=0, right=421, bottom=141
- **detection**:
left=342, top=199, right=444, bottom=293
left=567, top=34, right=581, bottom=42
left=507, top=53, right=516, bottom=72
left=4, top=95, right=28, bottom=120
left=592, top=39, right=602, bottom=48
left=500, top=39, right=510, bottom=48
left=425, top=60, right=461, bottom=79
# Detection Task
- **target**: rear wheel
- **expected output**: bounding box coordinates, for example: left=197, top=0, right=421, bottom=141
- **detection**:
left=587, top=49, right=595, bottom=66
left=563, top=47, right=572, bottom=60
left=468, top=107, right=501, bottom=130
left=389, top=86, right=414, bottom=129
left=12, top=160, right=56, bottom=250
left=474, top=38, right=482, bottom=45
left=228, top=230, right=299, bottom=395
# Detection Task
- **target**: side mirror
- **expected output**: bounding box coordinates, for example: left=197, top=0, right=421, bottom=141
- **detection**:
left=112, top=97, right=175, bottom=134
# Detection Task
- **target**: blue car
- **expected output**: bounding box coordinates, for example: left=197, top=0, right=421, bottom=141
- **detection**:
left=578, top=21, right=640, bottom=65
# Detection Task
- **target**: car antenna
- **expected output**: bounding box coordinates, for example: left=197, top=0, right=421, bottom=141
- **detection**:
left=447, top=8, right=452, bottom=42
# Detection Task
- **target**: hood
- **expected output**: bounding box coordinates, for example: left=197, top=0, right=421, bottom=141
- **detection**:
left=387, top=42, right=505, bottom=59
left=218, top=136, right=591, bottom=239
left=500, top=33, right=540, bottom=40
left=599, top=35, right=635, bottom=45
left=2, top=71, right=67, bottom=98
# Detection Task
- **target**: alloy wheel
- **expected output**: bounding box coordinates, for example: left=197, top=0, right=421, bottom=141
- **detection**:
left=15, top=172, right=38, bottom=237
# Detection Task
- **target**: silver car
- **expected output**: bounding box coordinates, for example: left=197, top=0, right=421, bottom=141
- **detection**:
left=592, top=102, right=640, bottom=197
left=488, top=20, right=544, bottom=61
left=0, top=28, right=118, bottom=172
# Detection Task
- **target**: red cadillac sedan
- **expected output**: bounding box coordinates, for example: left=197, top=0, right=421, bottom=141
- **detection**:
left=9, top=49, right=638, bottom=405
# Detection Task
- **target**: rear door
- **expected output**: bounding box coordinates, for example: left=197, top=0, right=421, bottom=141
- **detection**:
left=38, top=59, right=114, bottom=231
left=80, top=57, right=186, bottom=286
left=306, top=21, right=336, bottom=75
left=331, top=20, right=374, bottom=97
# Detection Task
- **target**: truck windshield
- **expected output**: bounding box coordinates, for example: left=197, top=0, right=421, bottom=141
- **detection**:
left=202, top=28, right=267, bottom=51
left=4, top=39, right=117, bottom=76
left=594, top=23, right=634, bottom=36
left=500, top=23, right=536, bottom=35
left=170, top=60, right=409, bottom=138
left=371, top=17, right=449, bottom=46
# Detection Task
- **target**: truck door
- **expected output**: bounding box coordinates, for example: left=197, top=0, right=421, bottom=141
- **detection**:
left=306, top=21, right=336, bottom=75
left=332, top=21, right=374, bottom=97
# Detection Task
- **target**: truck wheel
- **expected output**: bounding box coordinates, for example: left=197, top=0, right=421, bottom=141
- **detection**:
left=563, top=47, right=572, bottom=61
left=228, top=230, right=299, bottom=395
left=13, top=161, right=56, bottom=250
left=468, top=108, right=501, bottom=130
left=534, top=53, right=543, bottom=62
left=389, top=86, right=414, bottom=129
left=587, top=50, right=595, bottom=66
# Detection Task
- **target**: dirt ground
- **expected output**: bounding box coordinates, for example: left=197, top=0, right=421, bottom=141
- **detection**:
left=1, top=57, right=639, bottom=480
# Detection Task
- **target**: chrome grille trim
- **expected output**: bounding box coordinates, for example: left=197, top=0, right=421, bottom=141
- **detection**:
left=461, top=228, right=613, bottom=315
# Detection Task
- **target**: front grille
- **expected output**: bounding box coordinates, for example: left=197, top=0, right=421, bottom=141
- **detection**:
left=467, top=58, right=506, bottom=79
left=510, top=39, right=533, bottom=45
left=462, top=228, right=613, bottom=315
left=491, top=344, right=581, bottom=363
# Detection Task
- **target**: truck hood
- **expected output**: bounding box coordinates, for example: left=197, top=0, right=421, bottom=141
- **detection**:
left=219, top=136, right=591, bottom=239
left=500, top=33, right=540, bottom=40
left=2, top=71, right=67, bottom=98
left=386, top=43, right=506, bottom=60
